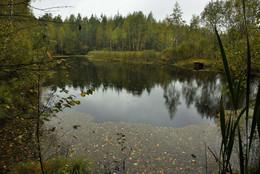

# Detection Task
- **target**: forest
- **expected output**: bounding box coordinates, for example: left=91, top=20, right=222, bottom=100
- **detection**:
left=0, top=0, right=260, bottom=173
left=41, top=0, right=260, bottom=71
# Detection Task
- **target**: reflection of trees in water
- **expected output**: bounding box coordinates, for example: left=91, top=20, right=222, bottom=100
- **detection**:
left=163, top=82, right=181, bottom=119
left=165, top=69, right=226, bottom=119
left=181, top=74, right=224, bottom=118
left=45, top=58, right=172, bottom=97
left=194, top=75, right=222, bottom=118
left=44, top=57, right=236, bottom=120
left=181, top=80, right=198, bottom=108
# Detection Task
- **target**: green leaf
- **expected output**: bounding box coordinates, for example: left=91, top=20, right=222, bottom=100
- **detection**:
left=257, top=107, right=260, bottom=141
left=39, top=119, right=44, bottom=125
left=11, top=78, right=18, bottom=82
left=219, top=97, right=226, bottom=144
left=249, top=82, right=260, bottom=150
left=234, top=77, right=242, bottom=110
left=215, top=27, right=235, bottom=109
left=226, top=119, right=235, bottom=168
left=53, top=109, right=59, bottom=113
left=43, top=118, right=50, bottom=122
left=3, top=104, right=10, bottom=109
left=238, top=126, right=244, bottom=174
left=233, top=107, right=246, bottom=131
left=42, top=112, right=49, bottom=116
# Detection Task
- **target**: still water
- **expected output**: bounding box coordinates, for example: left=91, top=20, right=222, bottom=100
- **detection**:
left=43, top=57, right=235, bottom=173
left=45, top=57, right=227, bottom=128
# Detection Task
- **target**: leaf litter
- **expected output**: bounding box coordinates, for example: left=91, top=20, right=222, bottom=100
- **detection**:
left=44, top=110, right=222, bottom=173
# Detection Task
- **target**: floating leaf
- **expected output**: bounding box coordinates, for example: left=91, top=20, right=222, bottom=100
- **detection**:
left=69, top=102, right=75, bottom=106
left=73, top=125, right=81, bottom=130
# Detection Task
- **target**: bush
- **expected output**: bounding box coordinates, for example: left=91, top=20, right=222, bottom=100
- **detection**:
left=160, top=47, right=177, bottom=62
left=140, top=50, right=157, bottom=62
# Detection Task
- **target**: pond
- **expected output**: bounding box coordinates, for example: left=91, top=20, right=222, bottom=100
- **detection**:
left=42, top=57, right=236, bottom=173
left=45, top=57, right=231, bottom=128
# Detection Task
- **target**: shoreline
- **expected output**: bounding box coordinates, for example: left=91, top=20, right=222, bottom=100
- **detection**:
left=53, top=54, right=219, bottom=72
left=52, top=53, right=260, bottom=76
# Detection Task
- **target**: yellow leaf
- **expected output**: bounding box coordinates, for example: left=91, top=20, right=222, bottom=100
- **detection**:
left=80, top=93, right=86, bottom=97
left=47, top=52, right=52, bottom=58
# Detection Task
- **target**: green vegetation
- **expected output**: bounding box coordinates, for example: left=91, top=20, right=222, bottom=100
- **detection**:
left=41, top=0, right=259, bottom=72
left=0, top=1, right=92, bottom=173
left=88, top=50, right=160, bottom=64
left=88, top=50, right=217, bottom=70
left=215, top=0, right=260, bottom=173
left=0, top=0, right=259, bottom=173
left=10, top=158, right=94, bottom=174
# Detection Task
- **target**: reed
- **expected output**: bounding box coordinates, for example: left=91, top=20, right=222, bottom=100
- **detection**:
left=215, top=1, right=260, bottom=172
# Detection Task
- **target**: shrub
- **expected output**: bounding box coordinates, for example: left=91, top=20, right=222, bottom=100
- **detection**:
left=160, top=47, right=177, bottom=62
left=140, top=50, right=157, bottom=62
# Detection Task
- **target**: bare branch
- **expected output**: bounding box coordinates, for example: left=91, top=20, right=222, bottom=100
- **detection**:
left=28, top=5, right=73, bottom=12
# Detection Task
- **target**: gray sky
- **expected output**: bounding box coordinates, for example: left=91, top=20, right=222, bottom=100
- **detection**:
left=31, top=0, right=212, bottom=23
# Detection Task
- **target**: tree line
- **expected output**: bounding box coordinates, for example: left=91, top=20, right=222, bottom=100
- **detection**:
left=42, top=0, right=259, bottom=69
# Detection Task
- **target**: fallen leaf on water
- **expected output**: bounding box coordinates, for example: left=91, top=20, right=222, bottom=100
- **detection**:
left=80, top=93, right=86, bottom=97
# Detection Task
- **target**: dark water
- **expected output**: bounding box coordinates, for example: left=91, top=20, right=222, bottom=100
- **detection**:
left=45, top=57, right=230, bottom=128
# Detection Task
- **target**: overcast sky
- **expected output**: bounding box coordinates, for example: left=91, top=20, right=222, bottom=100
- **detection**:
left=31, top=0, right=212, bottom=23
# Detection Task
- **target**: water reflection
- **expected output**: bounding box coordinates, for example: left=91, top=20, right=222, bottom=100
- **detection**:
left=44, top=57, right=231, bottom=127
left=163, top=82, right=181, bottom=119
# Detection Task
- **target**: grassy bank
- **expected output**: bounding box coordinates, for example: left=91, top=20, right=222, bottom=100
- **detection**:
left=88, top=50, right=217, bottom=70
left=173, top=58, right=218, bottom=71
left=54, top=51, right=259, bottom=74
left=88, top=50, right=162, bottom=65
